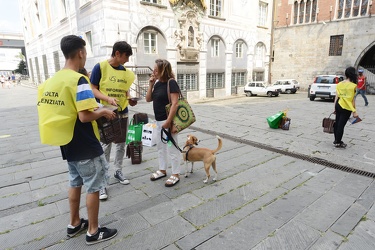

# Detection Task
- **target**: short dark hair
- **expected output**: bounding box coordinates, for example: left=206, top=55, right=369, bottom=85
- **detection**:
left=60, top=35, right=86, bottom=59
left=111, top=41, right=133, bottom=57
left=78, top=68, right=89, bottom=77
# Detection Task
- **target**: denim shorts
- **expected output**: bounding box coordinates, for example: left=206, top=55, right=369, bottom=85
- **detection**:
left=67, top=154, right=109, bottom=193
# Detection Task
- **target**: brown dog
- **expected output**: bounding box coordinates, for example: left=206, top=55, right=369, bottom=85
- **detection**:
left=182, top=135, right=223, bottom=183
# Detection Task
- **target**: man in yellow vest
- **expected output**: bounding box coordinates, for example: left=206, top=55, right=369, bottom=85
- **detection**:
left=90, top=41, right=137, bottom=200
left=37, top=35, right=118, bottom=245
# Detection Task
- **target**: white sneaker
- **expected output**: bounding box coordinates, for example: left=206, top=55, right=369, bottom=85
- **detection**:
left=99, top=188, right=108, bottom=200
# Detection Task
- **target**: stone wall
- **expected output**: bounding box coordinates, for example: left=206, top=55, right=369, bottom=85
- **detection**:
left=272, top=18, right=375, bottom=90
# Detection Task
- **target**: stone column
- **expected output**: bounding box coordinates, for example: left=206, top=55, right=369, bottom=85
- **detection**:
left=199, top=50, right=207, bottom=98
left=225, top=50, right=233, bottom=96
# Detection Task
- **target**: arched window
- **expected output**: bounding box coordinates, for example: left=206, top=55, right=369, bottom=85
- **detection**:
left=345, top=0, right=352, bottom=18
left=305, top=0, right=311, bottom=23
left=255, top=44, right=265, bottom=60
left=361, top=0, right=368, bottom=16
left=293, top=1, right=298, bottom=24
left=311, top=0, right=317, bottom=22
left=299, top=1, right=305, bottom=23
left=255, top=43, right=265, bottom=68
left=235, top=41, right=243, bottom=58
left=337, top=0, right=370, bottom=19
left=337, top=0, right=344, bottom=19
left=144, top=32, right=157, bottom=54
left=353, top=0, right=360, bottom=16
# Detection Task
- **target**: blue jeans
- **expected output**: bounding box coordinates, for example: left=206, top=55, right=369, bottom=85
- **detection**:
left=355, top=89, right=368, bottom=105
left=67, top=154, right=110, bottom=193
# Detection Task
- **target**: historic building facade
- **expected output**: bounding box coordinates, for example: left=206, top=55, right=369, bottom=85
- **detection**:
left=20, top=0, right=274, bottom=99
left=272, top=0, right=375, bottom=90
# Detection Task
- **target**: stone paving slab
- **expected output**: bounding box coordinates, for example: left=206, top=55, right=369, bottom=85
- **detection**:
left=176, top=187, right=288, bottom=250
left=331, top=173, right=373, bottom=199
left=1, top=87, right=375, bottom=249
left=356, top=181, right=375, bottom=210
left=0, top=191, right=33, bottom=211
left=0, top=202, right=60, bottom=232
left=262, top=185, right=323, bottom=223
left=302, top=168, right=348, bottom=194
left=29, top=172, right=68, bottom=191
left=252, top=220, right=321, bottom=250
left=105, top=216, right=195, bottom=250
left=331, top=202, right=368, bottom=237
left=309, top=230, right=344, bottom=250
left=139, top=193, right=202, bottom=226
left=98, top=189, right=150, bottom=218
left=339, top=220, right=375, bottom=250
left=0, top=182, right=30, bottom=196
left=195, top=211, right=284, bottom=250
left=280, top=167, right=322, bottom=190
left=1, top=215, right=69, bottom=250
left=294, top=191, right=357, bottom=232
left=182, top=185, right=259, bottom=228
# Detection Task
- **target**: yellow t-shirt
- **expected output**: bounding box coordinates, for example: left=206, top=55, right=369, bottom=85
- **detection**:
left=99, top=60, right=135, bottom=111
left=37, top=69, right=99, bottom=146
left=336, top=80, right=357, bottom=112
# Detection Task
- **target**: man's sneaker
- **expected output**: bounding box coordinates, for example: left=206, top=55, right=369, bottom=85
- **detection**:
left=114, top=170, right=130, bottom=185
left=99, top=188, right=108, bottom=200
left=86, top=227, right=118, bottom=245
left=67, top=218, right=88, bottom=237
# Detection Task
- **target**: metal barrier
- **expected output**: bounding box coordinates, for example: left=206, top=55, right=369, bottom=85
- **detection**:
left=126, top=66, right=153, bottom=98
left=362, top=67, right=375, bottom=94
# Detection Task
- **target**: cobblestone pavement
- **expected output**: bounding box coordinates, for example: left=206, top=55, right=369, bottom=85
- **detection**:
left=1, top=85, right=375, bottom=250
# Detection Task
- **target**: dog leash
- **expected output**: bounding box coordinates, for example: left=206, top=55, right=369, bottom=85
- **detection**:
left=161, top=128, right=183, bottom=153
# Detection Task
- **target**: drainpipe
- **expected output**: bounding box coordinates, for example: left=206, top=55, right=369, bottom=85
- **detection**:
left=269, top=0, right=276, bottom=84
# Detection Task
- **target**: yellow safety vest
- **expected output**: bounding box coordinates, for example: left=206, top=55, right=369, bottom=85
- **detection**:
left=37, top=69, right=99, bottom=146
left=337, top=81, right=357, bottom=112
left=99, top=60, right=135, bottom=111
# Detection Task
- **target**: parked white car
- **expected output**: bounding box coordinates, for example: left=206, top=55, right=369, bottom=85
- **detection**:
left=309, top=75, right=345, bottom=101
left=244, top=82, right=281, bottom=97
left=272, top=79, right=300, bottom=94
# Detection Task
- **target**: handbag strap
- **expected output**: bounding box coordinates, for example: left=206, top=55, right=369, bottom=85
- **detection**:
left=167, top=79, right=184, bottom=104
left=161, top=128, right=183, bottom=153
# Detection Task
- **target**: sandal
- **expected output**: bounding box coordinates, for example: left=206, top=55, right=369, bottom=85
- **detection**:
left=150, top=170, right=167, bottom=181
left=165, top=175, right=179, bottom=187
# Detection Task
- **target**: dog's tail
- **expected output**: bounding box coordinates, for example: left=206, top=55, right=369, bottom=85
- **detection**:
left=212, top=135, right=223, bottom=154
